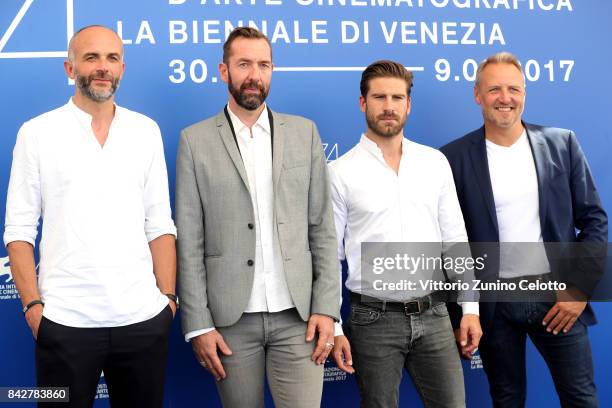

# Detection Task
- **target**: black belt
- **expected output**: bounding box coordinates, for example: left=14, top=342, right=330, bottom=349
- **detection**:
left=349, top=291, right=447, bottom=316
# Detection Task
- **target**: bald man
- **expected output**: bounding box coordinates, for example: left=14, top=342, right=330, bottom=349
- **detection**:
left=4, top=25, right=177, bottom=407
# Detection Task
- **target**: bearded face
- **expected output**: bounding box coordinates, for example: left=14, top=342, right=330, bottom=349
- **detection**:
left=75, top=70, right=120, bottom=103
left=227, top=72, right=269, bottom=111
left=365, top=106, right=407, bottom=138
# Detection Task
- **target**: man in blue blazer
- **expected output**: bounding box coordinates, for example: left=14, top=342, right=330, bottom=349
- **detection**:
left=441, top=52, right=607, bottom=407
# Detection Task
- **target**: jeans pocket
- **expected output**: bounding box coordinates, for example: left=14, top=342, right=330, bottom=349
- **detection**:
left=350, top=306, right=381, bottom=326
left=431, top=302, right=449, bottom=317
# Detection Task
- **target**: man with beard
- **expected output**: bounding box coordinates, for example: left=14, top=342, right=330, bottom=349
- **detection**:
left=329, top=60, right=481, bottom=407
left=4, top=25, right=177, bottom=407
left=441, top=52, right=606, bottom=407
left=176, top=27, right=339, bottom=407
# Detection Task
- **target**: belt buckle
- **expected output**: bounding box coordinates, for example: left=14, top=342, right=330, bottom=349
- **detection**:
left=404, top=300, right=421, bottom=316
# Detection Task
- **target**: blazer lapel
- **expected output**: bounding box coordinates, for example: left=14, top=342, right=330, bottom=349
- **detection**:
left=271, top=110, right=285, bottom=192
left=468, top=128, right=499, bottom=234
left=216, top=111, right=251, bottom=193
left=525, top=123, right=550, bottom=231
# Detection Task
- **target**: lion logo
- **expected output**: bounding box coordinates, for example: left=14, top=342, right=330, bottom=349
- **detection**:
left=0, top=256, right=13, bottom=283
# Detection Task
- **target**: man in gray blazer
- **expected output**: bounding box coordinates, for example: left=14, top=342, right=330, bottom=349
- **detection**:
left=176, top=27, right=340, bottom=407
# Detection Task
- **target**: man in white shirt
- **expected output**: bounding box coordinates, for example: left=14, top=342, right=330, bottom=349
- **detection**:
left=441, top=52, right=606, bottom=407
left=176, top=27, right=339, bottom=407
left=329, top=60, right=481, bottom=408
left=4, top=25, right=177, bottom=407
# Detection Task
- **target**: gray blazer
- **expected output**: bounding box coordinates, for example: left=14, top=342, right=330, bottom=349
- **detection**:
left=176, top=108, right=340, bottom=334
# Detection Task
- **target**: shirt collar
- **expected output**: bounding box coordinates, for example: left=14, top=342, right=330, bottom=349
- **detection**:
left=359, top=134, right=410, bottom=161
left=66, top=97, right=120, bottom=130
left=226, top=103, right=271, bottom=136
left=485, top=129, right=528, bottom=150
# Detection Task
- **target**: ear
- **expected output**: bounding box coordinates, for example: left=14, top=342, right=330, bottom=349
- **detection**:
left=359, top=95, right=366, bottom=113
left=473, top=85, right=482, bottom=106
left=406, top=96, right=412, bottom=115
left=219, top=62, right=229, bottom=84
left=64, top=59, right=75, bottom=80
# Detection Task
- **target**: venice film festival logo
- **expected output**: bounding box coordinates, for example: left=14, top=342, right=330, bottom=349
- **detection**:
left=324, top=360, right=348, bottom=383
left=0, top=256, right=12, bottom=282
left=0, top=255, right=19, bottom=301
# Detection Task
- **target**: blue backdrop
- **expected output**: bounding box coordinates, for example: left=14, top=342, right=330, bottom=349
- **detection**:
left=0, top=0, right=610, bottom=406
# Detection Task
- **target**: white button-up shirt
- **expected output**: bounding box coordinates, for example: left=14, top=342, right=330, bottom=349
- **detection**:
left=184, top=105, right=294, bottom=341
left=4, top=98, right=176, bottom=327
left=229, top=105, right=294, bottom=313
left=329, top=135, right=478, bottom=335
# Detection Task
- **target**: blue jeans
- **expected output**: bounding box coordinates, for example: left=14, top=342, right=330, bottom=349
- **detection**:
left=479, top=302, right=598, bottom=408
left=346, top=298, right=465, bottom=408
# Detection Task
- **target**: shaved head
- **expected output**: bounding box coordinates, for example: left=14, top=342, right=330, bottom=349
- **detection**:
left=68, top=25, right=123, bottom=63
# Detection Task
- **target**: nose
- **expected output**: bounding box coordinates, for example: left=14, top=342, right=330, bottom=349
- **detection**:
left=498, top=88, right=512, bottom=104
left=382, top=96, right=396, bottom=111
left=94, top=65, right=109, bottom=78
left=248, top=64, right=262, bottom=82
left=94, top=58, right=112, bottom=74
left=382, top=108, right=395, bottom=117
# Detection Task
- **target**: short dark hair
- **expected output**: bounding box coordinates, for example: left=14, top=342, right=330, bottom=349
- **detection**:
left=360, top=60, right=414, bottom=98
left=223, top=27, right=272, bottom=64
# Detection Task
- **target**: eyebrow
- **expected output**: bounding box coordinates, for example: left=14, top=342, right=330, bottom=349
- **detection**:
left=235, top=58, right=271, bottom=64
left=370, top=92, right=406, bottom=97
left=82, top=52, right=122, bottom=59
left=487, top=84, right=523, bottom=89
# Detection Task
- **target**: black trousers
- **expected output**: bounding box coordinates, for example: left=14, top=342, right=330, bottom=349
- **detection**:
left=36, top=305, right=173, bottom=408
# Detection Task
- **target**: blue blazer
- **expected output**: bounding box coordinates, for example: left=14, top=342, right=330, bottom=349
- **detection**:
left=440, top=123, right=608, bottom=333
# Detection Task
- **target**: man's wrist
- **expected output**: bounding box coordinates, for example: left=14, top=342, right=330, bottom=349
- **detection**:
left=165, top=293, right=179, bottom=308
left=23, top=299, right=44, bottom=315
left=311, top=313, right=338, bottom=322
left=185, top=327, right=216, bottom=342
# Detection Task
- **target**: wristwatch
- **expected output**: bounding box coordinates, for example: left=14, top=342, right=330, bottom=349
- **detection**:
left=165, top=293, right=179, bottom=309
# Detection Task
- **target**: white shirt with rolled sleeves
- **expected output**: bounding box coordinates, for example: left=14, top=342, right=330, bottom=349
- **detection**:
left=3, top=98, right=176, bottom=328
left=329, top=135, right=479, bottom=336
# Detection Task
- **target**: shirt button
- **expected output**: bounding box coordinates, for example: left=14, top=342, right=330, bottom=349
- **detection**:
left=247, top=259, right=254, bottom=266
left=248, top=223, right=254, bottom=229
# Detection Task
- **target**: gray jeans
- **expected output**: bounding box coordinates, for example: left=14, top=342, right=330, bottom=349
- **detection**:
left=347, top=299, right=465, bottom=408
left=216, top=308, right=323, bottom=408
